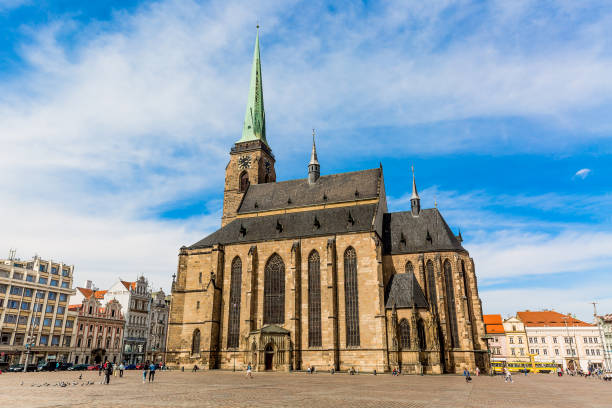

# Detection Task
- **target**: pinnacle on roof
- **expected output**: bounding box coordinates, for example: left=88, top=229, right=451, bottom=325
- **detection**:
left=309, top=129, right=319, bottom=166
left=238, top=27, right=267, bottom=145
left=411, top=165, right=419, bottom=200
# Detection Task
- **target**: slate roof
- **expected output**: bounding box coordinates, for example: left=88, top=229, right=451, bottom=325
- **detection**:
left=238, top=168, right=381, bottom=214
left=189, top=204, right=378, bottom=249
left=382, top=209, right=465, bottom=254
left=384, top=272, right=429, bottom=309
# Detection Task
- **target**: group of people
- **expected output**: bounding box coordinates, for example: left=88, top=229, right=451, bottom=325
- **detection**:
left=95, top=361, right=162, bottom=384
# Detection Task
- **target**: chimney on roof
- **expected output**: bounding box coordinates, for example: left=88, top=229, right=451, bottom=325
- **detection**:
left=86, top=280, right=92, bottom=289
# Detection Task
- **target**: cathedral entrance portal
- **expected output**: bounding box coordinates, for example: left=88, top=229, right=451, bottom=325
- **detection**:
left=265, top=344, right=274, bottom=370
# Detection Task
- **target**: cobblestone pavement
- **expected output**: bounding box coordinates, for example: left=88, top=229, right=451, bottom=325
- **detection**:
left=1, top=370, right=611, bottom=407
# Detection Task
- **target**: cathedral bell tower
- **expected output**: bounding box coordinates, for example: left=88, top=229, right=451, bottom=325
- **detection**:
left=222, top=27, right=276, bottom=227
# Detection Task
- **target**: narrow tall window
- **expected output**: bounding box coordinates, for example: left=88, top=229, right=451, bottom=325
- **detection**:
left=191, top=329, right=200, bottom=356
left=461, top=260, right=473, bottom=320
left=405, top=261, right=414, bottom=274
left=344, top=247, right=360, bottom=347
left=443, top=260, right=459, bottom=348
left=239, top=171, right=249, bottom=192
left=263, top=254, right=285, bottom=325
left=308, top=251, right=322, bottom=347
left=417, top=319, right=427, bottom=350
left=227, top=257, right=242, bottom=348
left=425, top=260, right=437, bottom=314
left=399, top=319, right=410, bottom=349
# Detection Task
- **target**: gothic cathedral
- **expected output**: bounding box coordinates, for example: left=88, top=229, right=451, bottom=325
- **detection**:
left=166, top=30, right=488, bottom=374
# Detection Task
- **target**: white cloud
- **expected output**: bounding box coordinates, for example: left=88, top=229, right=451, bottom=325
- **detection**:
left=1, top=0, right=612, bottom=295
left=481, top=285, right=612, bottom=322
left=574, top=168, right=592, bottom=179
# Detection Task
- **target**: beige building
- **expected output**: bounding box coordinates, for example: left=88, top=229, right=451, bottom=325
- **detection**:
left=0, top=254, right=76, bottom=367
left=69, top=284, right=125, bottom=365
left=502, top=316, right=529, bottom=361
left=166, top=31, right=488, bottom=374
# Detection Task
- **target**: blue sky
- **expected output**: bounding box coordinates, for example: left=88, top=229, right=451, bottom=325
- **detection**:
left=1, top=0, right=611, bottom=321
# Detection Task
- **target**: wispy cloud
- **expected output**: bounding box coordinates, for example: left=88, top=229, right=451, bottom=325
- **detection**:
left=574, top=168, right=592, bottom=179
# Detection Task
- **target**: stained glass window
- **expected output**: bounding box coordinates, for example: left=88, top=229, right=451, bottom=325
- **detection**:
left=344, top=247, right=360, bottom=347
left=426, top=260, right=437, bottom=314
left=399, top=319, right=410, bottom=349
left=263, top=254, right=285, bottom=325
left=444, top=260, right=459, bottom=348
left=227, top=257, right=242, bottom=348
left=308, top=251, right=322, bottom=347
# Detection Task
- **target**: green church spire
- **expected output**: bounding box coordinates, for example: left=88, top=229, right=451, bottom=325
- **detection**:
left=238, top=27, right=267, bottom=144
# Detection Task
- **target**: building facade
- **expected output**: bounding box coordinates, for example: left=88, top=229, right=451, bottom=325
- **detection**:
left=483, top=314, right=507, bottom=361
left=104, top=277, right=151, bottom=364
left=146, top=289, right=169, bottom=363
left=166, top=31, right=488, bottom=374
left=69, top=285, right=125, bottom=365
left=502, top=316, right=529, bottom=361
left=518, top=310, right=604, bottom=372
left=595, top=314, right=612, bottom=371
left=0, top=254, right=76, bottom=367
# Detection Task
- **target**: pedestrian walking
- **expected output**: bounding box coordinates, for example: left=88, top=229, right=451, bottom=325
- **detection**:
left=142, top=364, right=148, bottom=383
left=113, top=363, right=118, bottom=377
left=246, top=362, right=253, bottom=379
left=119, top=363, right=125, bottom=378
left=98, top=364, right=103, bottom=377
left=149, top=363, right=156, bottom=382
left=105, top=363, right=112, bottom=385
left=475, top=367, right=480, bottom=377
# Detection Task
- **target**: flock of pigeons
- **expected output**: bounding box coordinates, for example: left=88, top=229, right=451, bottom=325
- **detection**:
left=21, top=373, right=98, bottom=387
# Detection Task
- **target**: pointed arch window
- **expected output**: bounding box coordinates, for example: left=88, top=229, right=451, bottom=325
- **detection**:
left=405, top=261, right=414, bottom=274
left=461, top=260, right=473, bottom=321
left=443, top=260, right=459, bottom=348
left=399, top=319, right=410, bottom=349
left=417, top=319, right=427, bottom=350
left=308, top=250, right=322, bottom=347
left=264, top=254, right=285, bottom=325
left=425, top=260, right=437, bottom=315
left=239, top=171, right=249, bottom=192
left=191, top=329, right=200, bottom=356
left=227, top=257, right=242, bottom=348
left=344, top=247, right=360, bottom=347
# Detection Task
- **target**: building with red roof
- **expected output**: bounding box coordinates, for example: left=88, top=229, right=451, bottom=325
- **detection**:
left=516, top=310, right=604, bottom=372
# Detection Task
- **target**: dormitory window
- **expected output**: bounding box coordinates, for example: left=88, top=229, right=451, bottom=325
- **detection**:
left=199, top=272, right=202, bottom=284
left=196, top=301, right=200, bottom=310
left=344, top=247, right=360, bottom=347
left=308, top=250, right=322, bottom=348
left=263, top=253, right=285, bottom=325
left=399, top=319, right=410, bottom=349
left=227, top=257, right=242, bottom=349
left=443, top=260, right=459, bottom=348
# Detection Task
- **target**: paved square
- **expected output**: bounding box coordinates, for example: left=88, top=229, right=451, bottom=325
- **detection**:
left=1, top=370, right=611, bottom=407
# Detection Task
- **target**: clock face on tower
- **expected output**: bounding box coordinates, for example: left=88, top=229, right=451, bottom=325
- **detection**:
left=238, top=155, right=251, bottom=170
left=264, top=160, right=271, bottom=174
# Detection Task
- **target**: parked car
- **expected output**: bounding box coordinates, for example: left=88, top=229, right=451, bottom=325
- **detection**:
left=125, top=364, right=136, bottom=370
left=37, top=362, right=59, bottom=371
left=135, top=364, right=146, bottom=370
left=87, top=364, right=101, bottom=371
left=8, top=364, right=24, bottom=372
left=68, top=364, right=89, bottom=371
left=57, top=362, right=73, bottom=371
